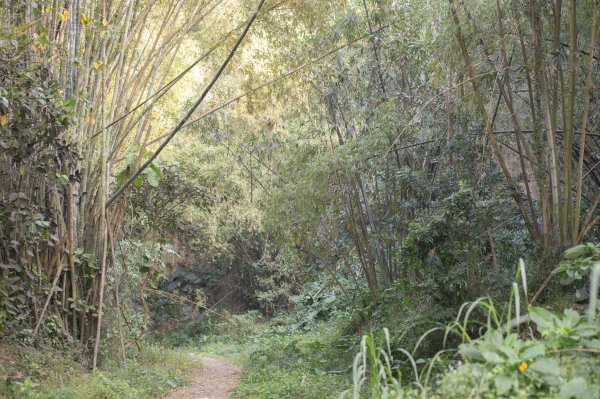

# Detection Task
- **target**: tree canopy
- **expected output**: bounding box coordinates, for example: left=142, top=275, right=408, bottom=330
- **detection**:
left=1, top=0, right=599, bottom=397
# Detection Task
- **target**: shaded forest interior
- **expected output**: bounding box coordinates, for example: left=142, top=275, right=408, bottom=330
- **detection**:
left=1, top=0, right=600, bottom=398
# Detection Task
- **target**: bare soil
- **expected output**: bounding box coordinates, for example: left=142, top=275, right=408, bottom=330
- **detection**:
left=162, top=355, right=241, bottom=399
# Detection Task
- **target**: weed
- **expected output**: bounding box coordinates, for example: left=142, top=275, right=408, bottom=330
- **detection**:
left=0, top=343, right=196, bottom=399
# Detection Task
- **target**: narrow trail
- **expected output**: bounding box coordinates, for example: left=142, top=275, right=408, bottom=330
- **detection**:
left=163, top=355, right=242, bottom=399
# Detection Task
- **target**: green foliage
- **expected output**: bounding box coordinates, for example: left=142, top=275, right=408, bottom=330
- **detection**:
left=3, top=1, right=600, bottom=398
left=115, top=146, right=164, bottom=189
left=176, top=316, right=351, bottom=399
left=349, top=260, right=600, bottom=398
left=398, top=183, right=530, bottom=305
left=232, top=333, right=349, bottom=399
left=350, top=329, right=406, bottom=399
left=0, top=26, right=78, bottom=333
left=147, top=198, right=305, bottom=321
left=529, top=307, right=600, bottom=350
left=457, top=330, right=553, bottom=397
left=288, top=281, right=343, bottom=331
left=0, top=343, right=195, bottom=399
left=351, top=312, right=600, bottom=398
left=250, top=247, right=306, bottom=315
left=554, top=243, right=600, bottom=300
left=163, top=310, right=265, bottom=347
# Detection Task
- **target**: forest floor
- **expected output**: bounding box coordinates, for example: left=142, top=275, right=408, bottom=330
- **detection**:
left=162, top=355, right=241, bottom=399
left=174, top=320, right=353, bottom=398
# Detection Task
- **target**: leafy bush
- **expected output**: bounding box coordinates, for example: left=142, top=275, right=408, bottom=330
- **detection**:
left=0, top=29, right=78, bottom=334
left=529, top=307, right=599, bottom=350
left=398, top=184, right=530, bottom=306
left=554, top=243, right=600, bottom=300
left=233, top=334, right=349, bottom=399
left=349, top=260, right=600, bottom=398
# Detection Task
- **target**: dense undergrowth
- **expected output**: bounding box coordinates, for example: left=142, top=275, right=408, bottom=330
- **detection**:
left=0, top=343, right=195, bottom=399
left=2, top=255, right=598, bottom=399
left=149, top=264, right=458, bottom=398
left=351, top=301, right=600, bottom=398
left=156, top=307, right=354, bottom=398
left=348, top=255, right=600, bottom=399
left=150, top=248, right=600, bottom=399
left=200, top=325, right=350, bottom=398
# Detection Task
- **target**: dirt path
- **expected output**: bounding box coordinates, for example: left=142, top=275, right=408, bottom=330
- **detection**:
left=163, top=355, right=242, bottom=399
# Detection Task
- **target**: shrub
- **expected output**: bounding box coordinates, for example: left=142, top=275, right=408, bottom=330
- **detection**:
left=349, top=260, right=600, bottom=398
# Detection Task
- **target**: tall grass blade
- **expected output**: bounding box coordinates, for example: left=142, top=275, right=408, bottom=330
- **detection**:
left=462, top=297, right=488, bottom=341
left=412, top=326, right=444, bottom=356
left=422, top=348, right=456, bottom=386
left=352, top=352, right=365, bottom=399
left=383, top=328, right=392, bottom=361
left=519, top=258, right=528, bottom=303
left=589, top=262, right=600, bottom=322
left=512, top=282, right=520, bottom=332
left=396, top=347, right=420, bottom=385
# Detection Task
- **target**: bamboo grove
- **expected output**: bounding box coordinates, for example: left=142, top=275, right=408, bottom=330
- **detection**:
left=1, top=0, right=600, bottom=369
left=0, top=0, right=246, bottom=369
left=263, top=0, right=600, bottom=295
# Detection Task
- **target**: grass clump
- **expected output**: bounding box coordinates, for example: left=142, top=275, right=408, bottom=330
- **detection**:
left=1, top=343, right=196, bottom=399
left=230, top=330, right=350, bottom=399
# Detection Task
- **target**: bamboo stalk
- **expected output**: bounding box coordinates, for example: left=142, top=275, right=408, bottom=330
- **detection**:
left=449, top=0, right=538, bottom=243
left=107, top=220, right=127, bottom=366
left=92, top=2, right=109, bottom=369
left=107, top=0, right=267, bottom=207
left=563, top=0, right=577, bottom=244
left=573, top=0, right=599, bottom=243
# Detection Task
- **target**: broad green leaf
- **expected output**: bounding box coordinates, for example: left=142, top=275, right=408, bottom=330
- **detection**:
left=563, top=309, right=580, bottom=326
left=495, top=344, right=517, bottom=362
left=529, top=307, right=557, bottom=332
left=145, top=169, right=160, bottom=187
left=56, top=173, right=69, bottom=186
left=494, top=374, right=513, bottom=395
left=583, top=339, right=600, bottom=349
left=481, top=351, right=503, bottom=364
left=35, top=220, right=50, bottom=228
left=459, top=344, right=484, bottom=362
left=529, top=358, right=559, bottom=374
left=560, top=377, right=587, bottom=399
left=564, top=245, right=589, bottom=260
left=116, top=167, right=130, bottom=185
left=529, top=358, right=560, bottom=376
left=124, top=147, right=138, bottom=168
left=149, top=163, right=163, bottom=180
left=520, top=344, right=546, bottom=360
left=577, top=326, right=598, bottom=338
